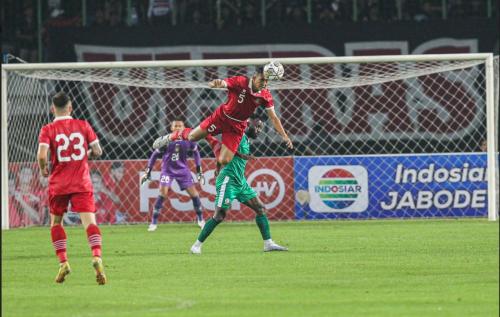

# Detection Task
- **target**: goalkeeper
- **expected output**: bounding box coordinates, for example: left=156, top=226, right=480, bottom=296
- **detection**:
left=141, top=119, right=205, bottom=230
left=190, top=118, right=288, bottom=254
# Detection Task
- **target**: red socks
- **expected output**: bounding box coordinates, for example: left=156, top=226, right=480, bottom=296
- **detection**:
left=171, top=128, right=192, bottom=141
left=181, top=128, right=192, bottom=140
left=86, top=224, right=102, bottom=258
left=51, top=223, right=103, bottom=262
left=51, top=224, right=67, bottom=263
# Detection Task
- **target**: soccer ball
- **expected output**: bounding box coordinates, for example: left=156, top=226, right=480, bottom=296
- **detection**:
left=263, top=61, right=284, bottom=81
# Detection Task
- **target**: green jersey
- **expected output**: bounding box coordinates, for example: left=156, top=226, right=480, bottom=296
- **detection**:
left=218, top=134, right=250, bottom=185
left=215, top=134, right=257, bottom=209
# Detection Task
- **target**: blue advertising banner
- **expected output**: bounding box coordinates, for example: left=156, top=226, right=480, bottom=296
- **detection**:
left=294, top=154, right=489, bottom=219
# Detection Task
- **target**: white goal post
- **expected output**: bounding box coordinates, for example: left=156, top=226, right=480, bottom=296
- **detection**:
left=2, top=53, right=498, bottom=229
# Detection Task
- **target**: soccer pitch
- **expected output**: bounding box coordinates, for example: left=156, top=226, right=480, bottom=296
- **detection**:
left=2, top=220, right=498, bottom=317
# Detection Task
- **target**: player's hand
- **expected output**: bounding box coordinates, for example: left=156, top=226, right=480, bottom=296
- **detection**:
left=196, top=166, right=205, bottom=185
left=208, top=79, right=225, bottom=89
left=141, top=168, right=151, bottom=186
left=214, top=162, right=221, bottom=178
left=197, top=172, right=205, bottom=185
left=283, top=136, right=293, bottom=149
left=40, top=166, right=49, bottom=177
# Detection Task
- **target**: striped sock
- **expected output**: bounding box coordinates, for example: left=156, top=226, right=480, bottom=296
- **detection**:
left=86, top=224, right=102, bottom=258
left=51, top=224, right=68, bottom=263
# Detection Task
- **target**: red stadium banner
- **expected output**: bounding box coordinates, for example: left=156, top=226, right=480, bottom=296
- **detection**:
left=90, top=157, right=294, bottom=223
left=8, top=157, right=294, bottom=227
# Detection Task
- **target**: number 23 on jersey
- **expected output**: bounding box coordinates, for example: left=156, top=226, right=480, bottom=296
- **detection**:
left=55, top=132, right=86, bottom=162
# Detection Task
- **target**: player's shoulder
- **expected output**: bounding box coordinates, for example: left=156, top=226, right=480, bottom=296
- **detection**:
left=260, top=88, right=273, bottom=99
left=71, top=118, right=91, bottom=126
left=226, top=75, right=249, bottom=87
left=228, top=75, right=248, bottom=81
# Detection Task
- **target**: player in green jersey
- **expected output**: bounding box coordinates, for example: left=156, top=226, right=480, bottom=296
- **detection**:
left=190, top=118, right=288, bottom=254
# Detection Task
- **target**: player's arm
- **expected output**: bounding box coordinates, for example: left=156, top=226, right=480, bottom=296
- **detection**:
left=266, top=107, right=293, bottom=149
left=86, top=122, right=102, bottom=159
left=191, top=143, right=205, bottom=185
left=87, top=141, right=102, bottom=159
left=141, top=149, right=161, bottom=185
left=37, top=144, right=50, bottom=177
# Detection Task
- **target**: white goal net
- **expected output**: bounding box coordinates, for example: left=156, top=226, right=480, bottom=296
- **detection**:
left=2, top=54, right=498, bottom=229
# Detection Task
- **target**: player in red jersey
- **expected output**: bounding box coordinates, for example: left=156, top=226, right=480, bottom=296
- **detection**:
left=153, top=61, right=293, bottom=170
left=37, top=92, right=107, bottom=285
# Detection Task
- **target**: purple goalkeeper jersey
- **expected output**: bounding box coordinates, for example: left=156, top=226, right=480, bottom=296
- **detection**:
left=147, top=140, right=201, bottom=177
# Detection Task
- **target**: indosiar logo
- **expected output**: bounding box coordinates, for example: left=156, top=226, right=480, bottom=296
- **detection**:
left=308, top=166, right=369, bottom=213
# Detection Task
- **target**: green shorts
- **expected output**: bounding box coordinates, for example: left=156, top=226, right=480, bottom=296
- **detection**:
left=215, top=174, right=257, bottom=210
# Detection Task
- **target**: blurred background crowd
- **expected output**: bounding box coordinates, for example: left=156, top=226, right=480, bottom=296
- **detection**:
left=2, top=0, right=497, bottom=63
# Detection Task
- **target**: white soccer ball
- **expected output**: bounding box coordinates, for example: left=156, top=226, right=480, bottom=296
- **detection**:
left=263, top=61, right=284, bottom=81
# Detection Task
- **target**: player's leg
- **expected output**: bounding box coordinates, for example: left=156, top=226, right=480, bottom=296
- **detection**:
left=49, top=194, right=71, bottom=283
left=216, top=130, right=243, bottom=167
left=73, top=192, right=106, bottom=285
left=153, top=125, right=209, bottom=149
left=186, top=126, right=208, bottom=142
left=190, top=207, right=226, bottom=254
left=169, top=126, right=205, bottom=142
left=185, top=185, right=205, bottom=228
left=80, top=212, right=106, bottom=285
left=218, top=144, right=235, bottom=166
left=149, top=175, right=171, bottom=231
left=242, top=195, right=288, bottom=252
left=190, top=175, right=233, bottom=254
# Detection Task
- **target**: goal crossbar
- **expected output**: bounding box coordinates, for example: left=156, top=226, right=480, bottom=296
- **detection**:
left=1, top=53, right=493, bottom=71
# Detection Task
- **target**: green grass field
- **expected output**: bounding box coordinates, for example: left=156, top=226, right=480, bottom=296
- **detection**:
left=2, top=219, right=499, bottom=317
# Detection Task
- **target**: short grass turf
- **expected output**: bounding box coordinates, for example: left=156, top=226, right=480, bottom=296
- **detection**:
left=2, top=219, right=499, bottom=317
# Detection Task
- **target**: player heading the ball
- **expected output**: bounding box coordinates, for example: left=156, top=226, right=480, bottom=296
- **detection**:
left=37, top=92, right=107, bottom=285
left=152, top=60, right=292, bottom=169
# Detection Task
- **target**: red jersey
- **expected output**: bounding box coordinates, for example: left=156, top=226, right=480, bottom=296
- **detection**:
left=38, top=116, right=98, bottom=196
left=221, top=76, right=274, bottom=122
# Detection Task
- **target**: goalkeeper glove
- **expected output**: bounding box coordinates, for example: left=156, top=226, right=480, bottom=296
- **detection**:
left=141, top=167, right=152, bottom=186
left=196, top=166, right=205, bottom=185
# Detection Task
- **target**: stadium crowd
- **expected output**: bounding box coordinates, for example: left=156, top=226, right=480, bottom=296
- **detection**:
left=2, top=0, right=494, bottom=63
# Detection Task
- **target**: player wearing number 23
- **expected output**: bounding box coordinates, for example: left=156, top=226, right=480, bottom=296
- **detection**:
left=37, top=92, right=106, bottom=285
left=38, top=109, right=98, bottom=198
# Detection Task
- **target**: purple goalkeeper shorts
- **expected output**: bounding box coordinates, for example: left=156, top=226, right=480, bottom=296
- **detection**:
left=159, top=173, right=194, bottom=191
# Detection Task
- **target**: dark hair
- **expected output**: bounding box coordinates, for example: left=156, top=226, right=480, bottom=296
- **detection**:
left=256, top=66, right=264, bottom=74
left=52, top=92, right=70, bottom=109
